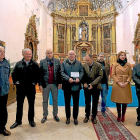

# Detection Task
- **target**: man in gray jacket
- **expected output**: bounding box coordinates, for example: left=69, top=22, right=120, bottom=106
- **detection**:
left=39, top=48, right=61, bottom=123
left=61, top=50, right=84, bottom=125
left=0, top=46, right=11, bottom=136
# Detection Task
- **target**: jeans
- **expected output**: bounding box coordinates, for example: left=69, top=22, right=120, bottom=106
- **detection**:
left=101, top=84, right=108, bottom=113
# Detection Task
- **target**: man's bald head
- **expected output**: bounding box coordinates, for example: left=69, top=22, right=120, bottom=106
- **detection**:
left=46, top=48, right=53, bottom=59
left=68, top=50, right=75, bottom=61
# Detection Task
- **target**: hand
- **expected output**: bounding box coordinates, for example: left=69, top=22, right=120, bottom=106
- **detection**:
left=118, top=82, right=125, bottom=88
left=75, top=78, right=80, bottom=83
left=39, top=86, right=43, bottom=92
left=69, top=78, right=74, bottom=83
left=122, top=82, right=128, bottom=87
left=32, top=83, right=35, bottom=85
left=58, top=84, right=61, bottom=89
left=84, top=83, right=88, bottom=88
left=88, top=84, right=93, bottom=90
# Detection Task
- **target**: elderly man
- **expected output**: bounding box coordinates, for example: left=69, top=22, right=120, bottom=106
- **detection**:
left=61, top=50, right=84, bottom=125
left=97, top=52, right=110, bottom=117
left=0, top=46, right=11, bottom=136
left=39, top=48, right=61, bottom=123
left=10, top=48, right=39, bottom=129
left=82, top=54, right=103, bottom=124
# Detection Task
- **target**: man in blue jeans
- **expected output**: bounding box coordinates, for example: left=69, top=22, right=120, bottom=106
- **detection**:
left=97, top=52, right=110, bottom=117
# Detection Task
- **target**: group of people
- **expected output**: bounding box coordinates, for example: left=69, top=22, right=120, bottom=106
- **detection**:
left=0, top=46, right=140, bottom=137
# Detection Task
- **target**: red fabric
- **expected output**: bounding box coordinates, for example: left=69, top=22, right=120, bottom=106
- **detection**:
left=48, top=65, right=54, bottom=84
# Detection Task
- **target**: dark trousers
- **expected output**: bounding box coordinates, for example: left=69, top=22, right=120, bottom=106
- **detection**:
left=64, top=90, right=80, bottom=119
left=16, top=85, right=35, bottom=124
left=84, top=88, right=100, bottom=119
left=136, top=94, right=140, bottom=121
left=0, top=94, right=8, bottom=132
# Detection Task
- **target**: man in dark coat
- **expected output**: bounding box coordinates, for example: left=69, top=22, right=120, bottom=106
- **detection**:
left=10, top=48, right=39, bottom=129
left=97, top=52, right=110, bottom=117
left=132, top=63, right=140, bottom=126
left=82, top=54, right=103, bottom=124
left=0, top=46, right=11, bottom=136
left=61, top=50, right=84, bottom=125
left=39, top=48, right=61, bottom=123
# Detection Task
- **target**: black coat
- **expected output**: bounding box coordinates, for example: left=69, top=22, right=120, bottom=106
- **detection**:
left=12, top=59, right=39, bottom=88
left=132, top=63, right=140, bottom=96
left=39, top=58, right=61, bottom=88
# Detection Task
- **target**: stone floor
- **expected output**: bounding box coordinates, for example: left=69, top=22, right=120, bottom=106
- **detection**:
left=0, top=93, right=140, bottom=140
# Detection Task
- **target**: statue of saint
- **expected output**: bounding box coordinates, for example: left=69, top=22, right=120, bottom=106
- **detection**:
left=81, top=28, right=87, bottom=41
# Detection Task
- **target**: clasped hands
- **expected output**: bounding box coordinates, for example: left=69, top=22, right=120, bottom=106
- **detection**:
left=118, top=82, right=128, bottom=88
left=69, top=78, right=79, bottom=83
left=84, top=83, right=92, bottom=90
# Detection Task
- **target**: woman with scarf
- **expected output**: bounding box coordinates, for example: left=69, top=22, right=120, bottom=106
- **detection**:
left=111, top=51, right=132, bottom=122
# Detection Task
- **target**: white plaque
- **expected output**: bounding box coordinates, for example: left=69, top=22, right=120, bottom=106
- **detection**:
left=71, top=72, right=79, bottom=78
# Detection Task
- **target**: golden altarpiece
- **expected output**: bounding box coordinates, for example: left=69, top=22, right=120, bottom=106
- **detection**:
left=24, top=15, right=39, bottom=61
left=51, top=0, right=117, bottom=64
left=133, top=14, right=140, bottom=64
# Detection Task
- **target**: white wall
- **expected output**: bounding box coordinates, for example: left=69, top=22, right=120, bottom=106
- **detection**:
left=0, top=0, right=53, bottom=63
left=116, top=0, right=140, bottom=64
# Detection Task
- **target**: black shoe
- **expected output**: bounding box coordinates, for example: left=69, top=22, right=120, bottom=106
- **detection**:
left=0, top=129, right=11, bottom=136
left=54, top=115, right=60, bottom=122
left=101, top=111, right=107, bottom=118
left=41, top=116, right=47, bottom=123
left=10, top=122, right=22, bottom=129
left=66, top=118, right=70, bottom=125
left=91, top=118, right=97, bottom=124
left=74, top=119, right=78, bottom=125
left=136, top=120, right=140, bottom=126
left=29, top=121, right=36, bottom=127
left=83, top=117, right=89, bottom=123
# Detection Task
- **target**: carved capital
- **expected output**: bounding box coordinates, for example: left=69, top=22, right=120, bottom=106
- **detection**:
left=67, top=25, right=71, bottom=29
left=111, top=21, right=116, bottom=26
left=53, top=23, right=58, bottom=26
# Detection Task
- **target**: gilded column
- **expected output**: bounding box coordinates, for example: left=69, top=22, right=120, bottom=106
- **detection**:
left=97, top=25, right=101, bottom=53
left=53, top=22, right=58, bottom=53
left=67, top=24, right=71, bottom=53
left=110, top=21, right=116, bottom=65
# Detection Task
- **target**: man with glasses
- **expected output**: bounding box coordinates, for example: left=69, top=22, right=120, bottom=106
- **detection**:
left=61, top=50, right=84, bottom=125
left=0, top=46, right=11, bottom=136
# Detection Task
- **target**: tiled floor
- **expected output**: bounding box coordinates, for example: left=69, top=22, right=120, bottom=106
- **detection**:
left=0, top=93, right=140, bottom=140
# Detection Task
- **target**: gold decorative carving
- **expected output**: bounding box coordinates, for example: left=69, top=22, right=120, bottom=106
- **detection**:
left=51, top=0, right=117, bottom=64
left=24, top=15, right=39, bottom=61
left=132, top=14, right=140, bottom=64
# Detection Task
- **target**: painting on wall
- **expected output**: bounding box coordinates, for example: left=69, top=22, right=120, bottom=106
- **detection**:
left=72, top=27, right=76, bottom=40
left=0, top=40, right=5, bottom=47
left=58, top=40, right=64, bottom=53
left=58, top=25, right=65, bottom=39
left=91, top=41, right=96, bottom=54
left=104, top=25, right=110, bottom=38
left=92, top=27, right=96, bottom=40
left=104, top=40, right=111, bottom=53
left=79, top=5, right=88, bottom=16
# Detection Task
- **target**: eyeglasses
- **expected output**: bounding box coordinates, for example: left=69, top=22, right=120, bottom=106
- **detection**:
left=0, top=50, right=5, bottom=53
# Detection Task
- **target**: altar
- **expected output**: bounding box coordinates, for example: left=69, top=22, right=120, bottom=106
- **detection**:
left=49, top=86, right=138, bottom=107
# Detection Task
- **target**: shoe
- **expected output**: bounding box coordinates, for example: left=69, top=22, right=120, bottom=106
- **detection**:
left=66, top=118, right=70, bottom=125
left=29, top=121, right=36, bottom=127
left=91, top=118, right=97, bottom=124
left=74, top=119, right=78, bottom=125
left=101, top=111, right=107, bottom=118
left=41, top=116, right=47, bottom=123
left=10, top=122, right=22, bottom=129
left=121, top=114, right=125, bottom=122
left=54, top=115, right=60, bottom=122
left=83, top=117, right=89, bottom=123
left=117, top=113, right=121, bottom=122
left=0, top=129, right=11, bottom=136
left=136, top=120, right=140, bottom=126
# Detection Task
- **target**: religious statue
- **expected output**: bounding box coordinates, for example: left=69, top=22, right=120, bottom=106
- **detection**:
left=81, top=28, right=87, bottom=41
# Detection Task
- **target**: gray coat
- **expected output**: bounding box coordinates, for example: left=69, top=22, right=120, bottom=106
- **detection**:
left=0, top=58, right=10, bottom=96
left=61, top=59, right=84, bottom=91
left=39, top=58, right=61, bottom=88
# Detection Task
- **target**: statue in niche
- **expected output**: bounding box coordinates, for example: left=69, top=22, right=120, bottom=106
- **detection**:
left=79, top=22, right=88, bottom=41
left=72, top=27, right=76, bottom=40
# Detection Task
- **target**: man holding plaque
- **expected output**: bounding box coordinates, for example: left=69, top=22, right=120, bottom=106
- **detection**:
left=82, top=54, right=103, bottom=124
left=61, top=50, right=84, bottom=125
